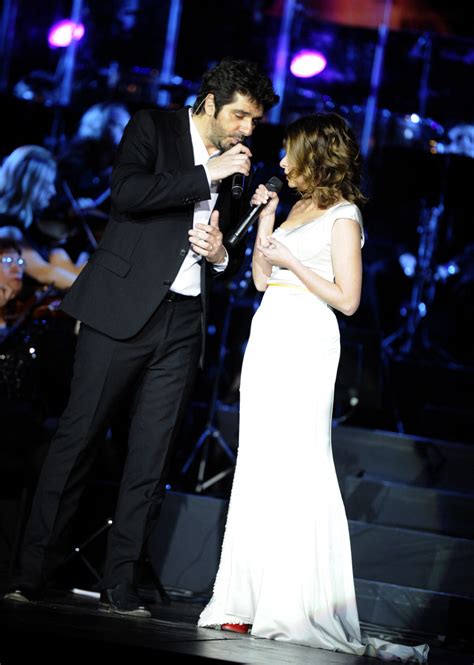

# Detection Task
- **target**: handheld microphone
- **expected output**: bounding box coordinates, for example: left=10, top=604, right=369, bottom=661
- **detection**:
left=226, top=176, right=283, bottom=248
left=231, top=172, right=245, bottom=199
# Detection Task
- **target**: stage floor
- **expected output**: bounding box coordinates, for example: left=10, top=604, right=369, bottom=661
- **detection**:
left=1, top=583, right=472, bottom=665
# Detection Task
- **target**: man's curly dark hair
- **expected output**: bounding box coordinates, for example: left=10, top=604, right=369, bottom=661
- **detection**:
left=192, top=57, right=279, bottom=116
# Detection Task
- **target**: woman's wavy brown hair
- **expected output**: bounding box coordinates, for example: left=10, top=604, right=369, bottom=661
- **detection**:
left=285, top=113, right=367, bottom=208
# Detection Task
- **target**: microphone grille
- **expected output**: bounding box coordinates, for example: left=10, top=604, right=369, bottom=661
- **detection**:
left=266, top=176, right=283, bottom=193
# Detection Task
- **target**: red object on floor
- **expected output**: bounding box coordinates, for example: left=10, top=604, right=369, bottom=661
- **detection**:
left=221, top=623, right=251, bottom=634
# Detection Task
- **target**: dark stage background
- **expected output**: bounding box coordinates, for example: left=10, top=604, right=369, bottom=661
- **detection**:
left=1, top=0, right=473, bottom=485
left=0, top=2, right=472, bottom=459
left=0, top=0, right=473, bottom=609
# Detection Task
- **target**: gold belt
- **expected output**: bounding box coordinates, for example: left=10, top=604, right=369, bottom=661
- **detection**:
left=267, top=281, right=309, bottom=292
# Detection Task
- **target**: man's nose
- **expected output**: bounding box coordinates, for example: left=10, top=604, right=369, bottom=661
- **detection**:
left=240, top=118, right=254, bottom=136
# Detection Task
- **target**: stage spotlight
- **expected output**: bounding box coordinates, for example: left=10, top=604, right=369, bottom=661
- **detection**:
left=48, top=19, right=85, bottom=48
left=290, top=50, right=327, bottom=78
left=399, top=252, right=416, bottom=277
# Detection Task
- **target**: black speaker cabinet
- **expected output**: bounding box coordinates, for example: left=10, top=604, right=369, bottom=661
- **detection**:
left=147, top=491, right=229, bottom=595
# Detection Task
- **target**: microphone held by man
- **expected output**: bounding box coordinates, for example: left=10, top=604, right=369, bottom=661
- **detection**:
left=206, top=142, right=252, bottom=185
left=231, top=173, right=245, bottom=199
left=231, top=138, right=250, bottom=199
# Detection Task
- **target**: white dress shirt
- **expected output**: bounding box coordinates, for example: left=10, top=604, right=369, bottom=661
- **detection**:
left=170, top=110, right=228, bottom=295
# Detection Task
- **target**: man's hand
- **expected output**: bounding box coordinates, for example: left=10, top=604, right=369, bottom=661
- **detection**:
left=206, top=143, right=252, bottom=183
left=188, top=210, right=226, bottom=264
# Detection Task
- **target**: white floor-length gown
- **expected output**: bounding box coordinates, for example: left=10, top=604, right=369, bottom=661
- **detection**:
left=198, top=201, right=429, bottom=662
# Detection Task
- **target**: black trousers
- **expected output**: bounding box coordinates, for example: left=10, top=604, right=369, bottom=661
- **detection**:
left=17, top=295, right=202, bottom=589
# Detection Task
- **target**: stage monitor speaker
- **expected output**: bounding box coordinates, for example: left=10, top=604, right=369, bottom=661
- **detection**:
left=147, top=491, right=228, bottom=595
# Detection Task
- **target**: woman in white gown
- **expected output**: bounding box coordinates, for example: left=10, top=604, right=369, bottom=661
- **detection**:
left=198, top=113, right=428, bottom=663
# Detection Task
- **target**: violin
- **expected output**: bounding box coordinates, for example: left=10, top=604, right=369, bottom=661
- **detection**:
left=9, top=285, right=67, bottom=329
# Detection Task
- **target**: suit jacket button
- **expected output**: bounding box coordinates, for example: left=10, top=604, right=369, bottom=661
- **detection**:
left=163, top=280, right=172, bottom=287
left=180, top=249, right=187, bottom=256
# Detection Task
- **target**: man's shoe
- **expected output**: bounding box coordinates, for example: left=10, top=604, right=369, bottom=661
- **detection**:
left=3, top=586, right=43, bottom=603
left=221, top=623, right=251, bottom=634
left=100, top=583, right=151, bottom=618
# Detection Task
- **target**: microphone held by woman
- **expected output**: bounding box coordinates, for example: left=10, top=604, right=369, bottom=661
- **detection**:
left=226, top=176, right=283, bottom=247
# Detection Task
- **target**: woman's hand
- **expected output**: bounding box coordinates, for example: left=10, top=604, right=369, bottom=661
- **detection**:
left=257, top=235, right=296, bottom=269
left=251, top=184, right=279, bottom=218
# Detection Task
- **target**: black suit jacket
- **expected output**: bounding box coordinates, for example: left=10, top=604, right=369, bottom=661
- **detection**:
left=61, top=107, right=246, bottom=341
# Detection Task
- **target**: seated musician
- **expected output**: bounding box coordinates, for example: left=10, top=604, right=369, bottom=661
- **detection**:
left=0, top=234, right=24, bottom=343
left=0, top=145, right=86, bottom=296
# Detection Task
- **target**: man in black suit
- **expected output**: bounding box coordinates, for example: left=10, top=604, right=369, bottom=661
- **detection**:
left=5, top=58, right=278, bottom=616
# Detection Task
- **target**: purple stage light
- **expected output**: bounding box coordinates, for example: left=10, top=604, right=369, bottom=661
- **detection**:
left=48, top=19, right=85, bottom=48
left=290, top=50, right=327, bottom=78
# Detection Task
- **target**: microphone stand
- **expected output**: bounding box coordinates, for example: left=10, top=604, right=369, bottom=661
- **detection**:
left=381, top=198, right=445, bottom=358
left=181, top=176, right=281, bottom=492
left=379, top=195, right=461, bottom=433
left=180, top=253, right=254, bottom=493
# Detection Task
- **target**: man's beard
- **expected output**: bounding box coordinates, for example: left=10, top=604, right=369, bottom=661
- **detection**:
left=215, top=136, right=242, bottom=152
left=210, top=122, right=243, bottom=152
